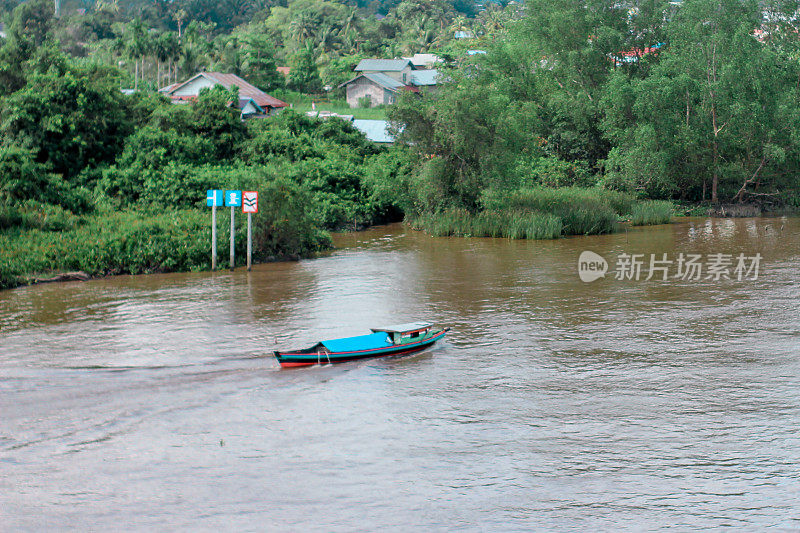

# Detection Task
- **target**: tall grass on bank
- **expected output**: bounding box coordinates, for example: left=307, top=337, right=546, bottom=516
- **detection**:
left=0, top=209, right=330, bottom=290
left=411, top=187, right=675, bottom=240
left=408, top=209, right=563, bottom=239
left=0, top=203, right=79, bottom=232
left=630, top=200, right=673, bottom=225
left=482, top=187, right=625, bottom=235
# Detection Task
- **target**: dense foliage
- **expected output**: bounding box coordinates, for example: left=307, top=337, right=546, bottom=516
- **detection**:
left=390, top=0, right=800, bottom=210
left=0, top=1, right=424, bottom=288
left=3, top=0, right=799, bottom=288
left=0, top=0, right=514, bottom=93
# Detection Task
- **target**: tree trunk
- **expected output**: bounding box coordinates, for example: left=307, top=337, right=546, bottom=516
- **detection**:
left=708, top=43, right=720, bottom=204
left=685, top=89, right=690, bottom=127
left=134, top=60, right=138, bottom=91
left=711, top=137, right=719, bottom=204
left=732, top=155, right=766, bottom=203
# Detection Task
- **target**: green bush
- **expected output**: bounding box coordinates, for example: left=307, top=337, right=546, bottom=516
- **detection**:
left=0, top=180, right=331, bottom=290
left=358, top=95, right=373, bottom=108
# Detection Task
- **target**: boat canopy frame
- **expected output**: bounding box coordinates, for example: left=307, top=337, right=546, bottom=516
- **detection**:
left=370, top=322, right=434, bottom=335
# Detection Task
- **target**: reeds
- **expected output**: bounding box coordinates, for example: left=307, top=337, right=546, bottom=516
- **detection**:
left=630, top=200, right=673, bottom=225
left=409, top=209, right=563, bottom=240
left=411, top=187, right=674, bottom=239
left=482, top=187, right=623, bottom=235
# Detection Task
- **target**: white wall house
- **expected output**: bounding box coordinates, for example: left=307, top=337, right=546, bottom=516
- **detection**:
left=161, top=72, right=288, bottom=117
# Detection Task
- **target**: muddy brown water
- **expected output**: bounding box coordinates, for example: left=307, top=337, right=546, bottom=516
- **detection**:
left=1, top=218, right=798, bottom=530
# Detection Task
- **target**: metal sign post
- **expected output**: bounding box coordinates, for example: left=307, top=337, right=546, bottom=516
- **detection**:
left=242, top=191, right=259, bottom=271
left=206, top=190, right=223, bottom=271
left=224, top=190, right=242, bottom=270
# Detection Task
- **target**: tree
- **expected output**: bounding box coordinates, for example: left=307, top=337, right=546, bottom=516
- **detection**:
left=286, top=45, right=322, bottom=93
left=239, top=31, right=283, bottom=91
left=7, top=0, right=53, bottom=47
left=0, top=50, right=132, bottom=180
left=604, top=0, right=800, bottom=203
left=188, top=85, right=247, bottom=160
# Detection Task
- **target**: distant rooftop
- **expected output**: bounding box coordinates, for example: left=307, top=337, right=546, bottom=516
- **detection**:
left=402, top=53, right=442, bottom=68
left=306, top=110, right=355, bottom=122
left=410, top=69, right=439, bottom=86
left=363, top=72, right=406, bottom=90
left=355, top=59, right=414, bottom=72
left=164, top=72, right=288, bottom=109
left=338, top=72, right=414, bottom=92
left=353, top=119, right=395, bottom=144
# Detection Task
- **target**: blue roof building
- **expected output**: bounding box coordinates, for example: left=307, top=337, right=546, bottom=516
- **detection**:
left=353, top=119, right=395, bottom=144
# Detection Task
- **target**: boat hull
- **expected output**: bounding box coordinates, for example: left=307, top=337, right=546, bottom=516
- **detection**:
left=275, top=329, right=447, bottom=368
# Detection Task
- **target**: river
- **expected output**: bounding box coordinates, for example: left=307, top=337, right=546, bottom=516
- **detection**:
left=1, top=218, right=798, bottom=530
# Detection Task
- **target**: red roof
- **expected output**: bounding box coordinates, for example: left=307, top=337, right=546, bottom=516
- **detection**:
left=617, top=46, right=660, bottom=58
left=167, top=72, right=288, bottom=109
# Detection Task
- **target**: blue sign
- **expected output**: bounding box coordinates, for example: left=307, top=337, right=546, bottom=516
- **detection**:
left=224, top=190, right=242, bottom=207
left=206, top=189, right=223, bottom=207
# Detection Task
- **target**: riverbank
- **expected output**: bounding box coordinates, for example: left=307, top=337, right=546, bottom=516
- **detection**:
left=3, top=192, right=782, bottom=291
left=0, top=209, right=331, bottom=290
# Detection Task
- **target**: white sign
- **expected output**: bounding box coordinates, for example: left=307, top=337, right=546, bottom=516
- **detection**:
left=243, top=191, right=258, bottom=213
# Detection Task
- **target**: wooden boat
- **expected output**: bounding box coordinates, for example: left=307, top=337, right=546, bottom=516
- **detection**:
left=274, top=322, right=449, bottom=368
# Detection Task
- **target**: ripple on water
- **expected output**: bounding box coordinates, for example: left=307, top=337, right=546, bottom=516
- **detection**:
left=1, top=219, right=799, bottom=529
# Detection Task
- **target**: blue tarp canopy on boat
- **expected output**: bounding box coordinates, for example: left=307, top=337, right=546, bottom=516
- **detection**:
left=321, top=332, right=391, bottom=353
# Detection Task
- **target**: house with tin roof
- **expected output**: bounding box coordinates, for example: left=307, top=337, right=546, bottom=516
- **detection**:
left=338, top=72, right=419, bottom=108
left=341, top=59, right=443, bottom=108
left=160, top=72, right=289, bottom=117
left=354, top=59, right=416, bottom=84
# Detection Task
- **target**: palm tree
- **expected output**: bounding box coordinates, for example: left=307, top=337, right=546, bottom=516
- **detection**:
left=317, top=23, right=341, bottom=56
left=159, top=31, right=180, bottom=85
left=124, top=19, right=147, bottom=90
left=156, top=32, right=178, bottom=88
left=173, top=8, right=188, bottom=38
left=339, top=6, right=359, bottom=53
left=289, top=10, right=319, bottom=47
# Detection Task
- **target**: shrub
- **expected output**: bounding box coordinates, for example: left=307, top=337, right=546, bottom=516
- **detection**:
left=0, top=178, right=331, bottom=289
left=358, top=95, right=373, bottom=108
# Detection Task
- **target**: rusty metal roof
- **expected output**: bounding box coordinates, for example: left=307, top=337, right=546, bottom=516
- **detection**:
left=167, top=72, right=288, bottom=109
